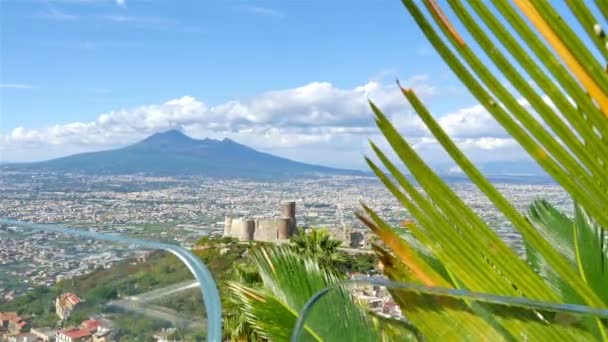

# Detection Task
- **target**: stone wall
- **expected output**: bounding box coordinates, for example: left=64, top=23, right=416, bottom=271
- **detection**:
left=254, top=219, right=279, bottom=241
left=229, top=218, right=255, bottom=241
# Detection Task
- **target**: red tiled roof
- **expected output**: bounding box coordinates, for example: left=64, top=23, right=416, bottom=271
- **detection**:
left=0, top=311, right=27, bottom=330
left=0, top=312, right=21, bottom=322
left=81, top=319, right=100, bottom=331
left=64, top=293, right=81, bottom=304
left=59, top=328, right=92, bottom=339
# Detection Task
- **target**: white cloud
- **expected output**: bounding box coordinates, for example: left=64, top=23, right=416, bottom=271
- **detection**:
left=438, top=104, right=508, bottom=138
left=38, top=6, right=79, bottom=20
left=104, top=14, right=133, bottom=22
left=116, top=0, right=126, bottom=7
left=241, top=5, right=284, bottom=18
left=101, top=14, right=204, bottom=33
left=0, top=77, right=527, bottom=167
left=448, top=165, right=464, bottom=174
left=0, top=83, right=34, bottom=89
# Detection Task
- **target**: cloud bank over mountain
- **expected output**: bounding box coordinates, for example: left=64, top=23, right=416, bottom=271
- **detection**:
left=1, top=75, right=526, bottom=168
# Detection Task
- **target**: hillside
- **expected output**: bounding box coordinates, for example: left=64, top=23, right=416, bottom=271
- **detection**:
left=8, top=130, right=363, bottom=179
left=0, top=239, right=250, bottom=340
left=1, top=234, right=377, bottom=340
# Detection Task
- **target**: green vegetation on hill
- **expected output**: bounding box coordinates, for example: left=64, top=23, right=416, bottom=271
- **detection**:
left=1, top=251, right=195, bottom=329
left=1, top=287, right=59, bottom=328
left=113, top=313, right=170, bottom=342
left=2, top=234, right=377, bottom=340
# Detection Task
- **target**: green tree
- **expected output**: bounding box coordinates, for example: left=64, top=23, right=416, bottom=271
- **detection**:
left=289, top=228, right=345, bottom=268
left=85, top=285, right=117, bottom=303
left=337, top=253, right=378, bottom=274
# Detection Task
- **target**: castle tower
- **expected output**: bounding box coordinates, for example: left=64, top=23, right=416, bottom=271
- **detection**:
left=244, top=219, right=256, bottom=241
left=223, top=216, right=233, bottom=237
left=277, top=218, right=291, bottom=240
left=280, top=201, right=296, bottom=237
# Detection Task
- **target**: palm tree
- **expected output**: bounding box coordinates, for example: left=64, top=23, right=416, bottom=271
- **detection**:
left=227, top=246, right=397, bottom=341
left=224, top=263, right=263, bottom=342
left=225, top=234, right=403, bottom=341
left=356, top=0, right=608, bottom=339
left=289, top=228, right=345, bottom=268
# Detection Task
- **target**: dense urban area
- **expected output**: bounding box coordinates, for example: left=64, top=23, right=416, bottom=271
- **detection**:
left=0, top=170, right=570, bottom=341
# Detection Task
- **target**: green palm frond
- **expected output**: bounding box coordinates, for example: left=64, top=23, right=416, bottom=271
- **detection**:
left=233, top=262, right=262, bottom=286
left=223, top=306, right=262, bottom=342
left=528, top=200, right=577, bottom=265
left=224, top=262, right=264, bottom=341
left=573, top=203, right=608, bottom=305
left=228, top=246, right=380, bottom=342
left=360, top=0, right=608, bottom=339
left=528, top=200, right=608, bottom=305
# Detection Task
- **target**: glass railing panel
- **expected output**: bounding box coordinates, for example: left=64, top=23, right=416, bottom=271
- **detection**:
left=102, top=259, right=206, bottom=341
left=291, top=276, right=608, bottom=341
left=0, top=219, right=221, bottom=341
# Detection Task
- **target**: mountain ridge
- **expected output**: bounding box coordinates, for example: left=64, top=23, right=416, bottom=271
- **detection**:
left=6, top=130, right=364, bottom=179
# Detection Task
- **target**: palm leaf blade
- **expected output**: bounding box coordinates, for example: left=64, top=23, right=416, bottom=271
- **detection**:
left=229, top=246, right=379, bottom=341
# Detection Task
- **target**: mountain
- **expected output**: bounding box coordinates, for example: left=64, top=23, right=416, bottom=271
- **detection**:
left=7, top=130, right=364, bottom=179
left=435, top=160, right=553, bottom=184
left=477, top=160, right=548, bottom=177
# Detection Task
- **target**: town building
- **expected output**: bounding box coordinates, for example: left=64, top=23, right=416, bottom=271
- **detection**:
left=5, top=332, right=39, bottom=342
left=0, top=312, right=29, bottom=335
left=55, top=293, right=82, bottom=321
left=55, top=328, right=91, bottom=342
left=30, top=328, right=55, bottom=342
left=55, top=318, right=111, bottom=342
left=152, top=328, right=179, bottom=342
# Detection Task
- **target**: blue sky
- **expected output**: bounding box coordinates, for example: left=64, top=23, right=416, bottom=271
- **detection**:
left=1, top=0, right=529, bottom=168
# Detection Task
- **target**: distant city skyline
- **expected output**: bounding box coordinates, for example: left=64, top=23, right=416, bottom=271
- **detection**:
left=1, top=0, right=540, bottom=168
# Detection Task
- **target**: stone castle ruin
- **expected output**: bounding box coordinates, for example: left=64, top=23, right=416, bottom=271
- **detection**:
left=223, top=201, right=297, bottom=242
